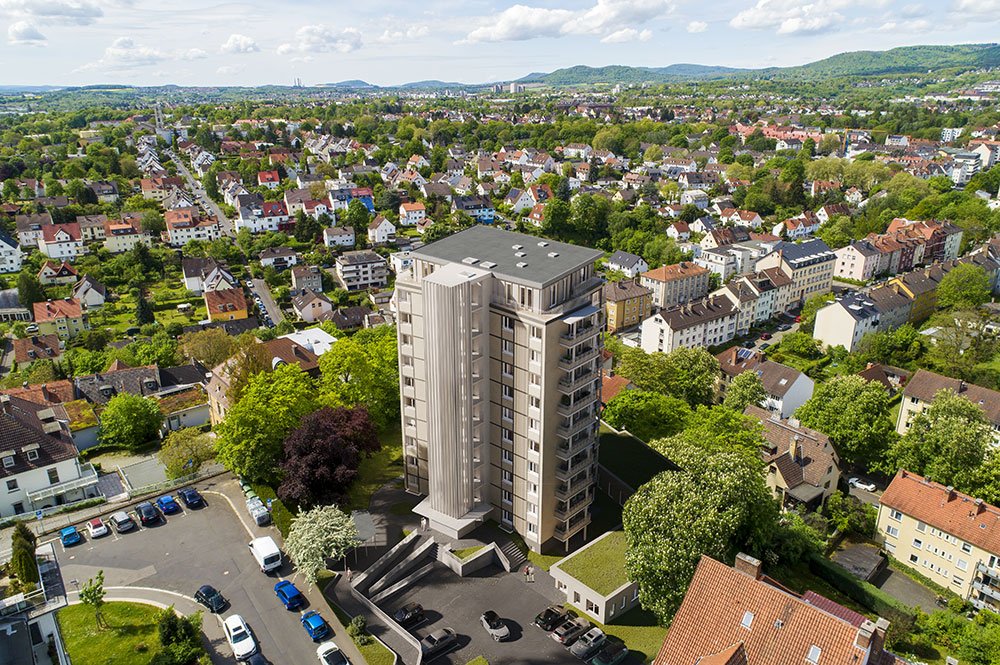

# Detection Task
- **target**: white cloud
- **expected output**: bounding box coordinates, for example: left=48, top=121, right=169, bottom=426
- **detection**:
left=600, top=27, right=652, bottom=42
left=277, top=24, right=363, bottom=55
left=0, top=0, right=102, bottom=25
left=952, top=0, right=1000, bottom=14
left=899, top=3, right=926, bottom=17
left=77, top=36, right=165, bottom=71
left=876, top=18, right=931, bottom=32
left=686, top=20, right=707, bottom=33
left=729, top=0, right=869, bottom=35
left=377, top=25, right=430, bottom=43
left=220, top=33, right=259, bottom=54
left=462, top=0, right=674, bottom=43
left=181, top=48, right=207, bottom=60
left=7, top=19, right=45, bottom=44
left=217, top=64, right=244, bottom=75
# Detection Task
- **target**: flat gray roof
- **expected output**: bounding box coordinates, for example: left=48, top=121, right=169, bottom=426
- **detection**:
left=411, top=226, right=602, bottom=288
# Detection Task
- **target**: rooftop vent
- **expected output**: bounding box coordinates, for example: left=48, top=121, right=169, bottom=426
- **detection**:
left=512, top=244, right=523, bottom=250
left=547, top=252, right=559, bottom=258
left=481, top=261, right=497, bottom=269
left=537, top=241, right=549, bottom=247
left=516, top=262, right=529, bottom=268
left=515, top=251, right=527, bottom=258
left=462, top=257, right=479, bottom=265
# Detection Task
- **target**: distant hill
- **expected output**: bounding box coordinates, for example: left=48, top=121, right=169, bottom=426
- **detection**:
left=515, top=43, right=1000, bottom=87
left=320, top=80, right=377, bottom=89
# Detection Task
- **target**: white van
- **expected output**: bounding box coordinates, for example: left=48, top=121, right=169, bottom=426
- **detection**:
left=248, top=536, right=282, bottom=573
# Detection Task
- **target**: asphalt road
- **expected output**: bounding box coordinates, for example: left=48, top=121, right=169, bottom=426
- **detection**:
left=383, top=564, right=626, bottom=665
left=251, top=279, right=284, bottom=326
left=53, top=490, right=337, bottom=665
left=165, top=150, right=234, bottom=237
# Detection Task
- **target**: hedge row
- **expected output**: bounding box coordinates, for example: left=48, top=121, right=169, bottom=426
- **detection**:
left=808, top=555, right=916, bottom=626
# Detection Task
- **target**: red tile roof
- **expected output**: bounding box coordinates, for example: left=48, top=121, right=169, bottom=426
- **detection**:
left=33, top=298, right=83, bottom=322
left=601, top=371, right=632, bottom=405
left=880, top=470, right=1000, bottom=555
left=641, top=261, right=709, bottom=283
left=41, top=222, right=81, bottom=243
left=13, top=334, right=62, bottom=364
left=204, top=287, right=247, bottom=313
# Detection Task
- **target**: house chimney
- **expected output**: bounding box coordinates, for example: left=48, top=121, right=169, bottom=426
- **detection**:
left=975, top=498, right=985, bottom=514
left=790, top=435, right=801, bottom=463
left=855, top=620, right=876, bottom=650
left=946, top=486, right=956, bottom=500
left=734, top=552, right=762, bottom=580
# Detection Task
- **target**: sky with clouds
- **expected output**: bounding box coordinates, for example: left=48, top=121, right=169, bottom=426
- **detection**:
left=1, top=0, right=999, bottom=87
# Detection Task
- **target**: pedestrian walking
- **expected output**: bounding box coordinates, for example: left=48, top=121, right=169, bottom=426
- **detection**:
left=346, top=567, right=352, bottom=582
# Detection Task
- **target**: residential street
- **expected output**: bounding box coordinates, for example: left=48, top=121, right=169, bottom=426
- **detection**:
left=165, top=149, right=234, bottom=237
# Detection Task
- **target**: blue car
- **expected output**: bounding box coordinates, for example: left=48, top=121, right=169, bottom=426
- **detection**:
left=59, top=526, right=82, bottom=546
left=156, top=495, right=181, bottom=515
left=274, top=580, right=304, bottom=610
left=301, top=611, right=331, bottom=641
left=178, top=488, right=204, bottom=508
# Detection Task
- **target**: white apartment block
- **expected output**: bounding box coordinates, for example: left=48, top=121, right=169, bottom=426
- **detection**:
left=640, top=295, right=738, bottom=353
left=335, top=250, right=389, bottom=291
left=395, top=226, right=603, bottom=552
left=878, top=470, right=1000, bottom=613
left=0, top=231, right=23, bottom=274
left=755, top=239, right=835, bottom=305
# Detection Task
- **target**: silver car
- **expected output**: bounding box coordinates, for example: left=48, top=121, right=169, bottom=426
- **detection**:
left=480, top=610, right=510, bottom=642
left=569, top=626, right=606, bottom=659
left=551, top=616, right=590, bottom=646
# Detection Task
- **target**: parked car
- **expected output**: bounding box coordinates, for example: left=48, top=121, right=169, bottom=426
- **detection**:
left=156, top=495, right=182, bottom=515
left=393, top=602, right=424, bottom=627
left=570, top=627, right=607, bottom=659
left=551, top=617, right=590, bottom=646
left=178, top=488, right=205, bottom=508
left=59, top=526, right=82, bottom=546
left=301, top=611, right=331, bottom=641
left=274, top=580, right=305, bottom=610
left=590, top=642, right=629, bottom=665
left=759, top=343, right=771, bottom=350
left=777, top=323, right=792, bottom=332
left=195, top=585, right=227, bottom=613
left=759, top=332, right=772, bottom=340
left=480, top=610, right=510, bottom=642
left=420, top=628, right=458, bottom=658
left=245, top=654, right=270, bottom=665
left=86, top=518, right=109, bottom=538
left=223, top=614, right=258, bottom=661
left=741, top=340, right=755, bottom=348
left=136, top=501, right=159, bottom=526
left=849, top=477, right=877, bottom=492
left=534, top=605, right=567, bottom=631
left=317, top=641, right=350, bottom=665
left=109, top=511, right=136, bottom=533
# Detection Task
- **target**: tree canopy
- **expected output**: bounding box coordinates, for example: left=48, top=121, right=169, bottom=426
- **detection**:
left=602, top=390, right=690, bottom=442
left=98, top=393, right=163, bottom=450
left=284, top=505, right=359, bottom=585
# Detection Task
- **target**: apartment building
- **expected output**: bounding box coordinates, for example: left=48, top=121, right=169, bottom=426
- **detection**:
left=896, top=369, right=1000, bottom=439
left=639, top=295, right=737, bottom=353
left=103, top=218, right=152, bottom=254
left=0, top=540, right=72, bottom=665
left=32, top=299, right=89, bottom=339
left=335, top=250, right=389, bottom=291
left=813, top=293, right=882, bottom=353
left=163, top=207, right=221, bottom=247
left=755, top=239, right=835, bottom=305
left=877, top=470, right=1000, bottom=612
left=639, top=261, right=710, bottom=308
left=655, top=553, right=901, bottom=665
left=395, top=226, right=603, bottom=552
left=713, top=268, right=793, bottom=335
left=834, top=240, right=881, bottom=281
left=694, top=247, right=739, bottom=281
left=602, top=280, right=652, bottom=333
left=38, top=223, right=84, bottom=260
left=0, top=230, right=22, bottom=274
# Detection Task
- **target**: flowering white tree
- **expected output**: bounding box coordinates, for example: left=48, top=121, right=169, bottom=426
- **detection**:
left=284, top=505, right=359, bottom=585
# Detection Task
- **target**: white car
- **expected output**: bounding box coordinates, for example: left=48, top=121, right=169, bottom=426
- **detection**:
left=849, top=478, right=877, bottom=492
left=317, top=641, right=350, bottom=665
left=86, top=518, right=109, bottom=538
left=223, top=614, right=258, bottom=661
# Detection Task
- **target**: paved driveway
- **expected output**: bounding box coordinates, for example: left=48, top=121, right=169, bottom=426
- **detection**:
left=382, top=563, right=606, bottom=665
left=53, top=484, right=346, bottom=665
left=251, top=279, right=284, bottom=326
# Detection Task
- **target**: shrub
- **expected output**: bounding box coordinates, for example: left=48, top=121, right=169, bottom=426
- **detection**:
left=808, top=555, right=916, bottom=628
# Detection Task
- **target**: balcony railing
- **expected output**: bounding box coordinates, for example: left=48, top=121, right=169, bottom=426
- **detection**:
left=557, top=390, right=597, bottom=418
left=555, top=474, right=595, bottom=501
left=558, top=370, right=599, bottom=394
left=27, top=463, right=99, bottom=502
left=557, top=416, right=597, bottom=440
left=556, top=433, right=596, bottom=460
left=558, top=346, right=600, bottom=371
left=555, top=512, right=592, bottom=540
left=977, top=562, right=1000, bottom=578
left=974, top=580, right=1000, bottom=602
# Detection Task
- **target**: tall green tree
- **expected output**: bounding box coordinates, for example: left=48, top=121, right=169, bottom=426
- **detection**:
left=623, top=441, right=778, bottom=622
left=284, top=505, right=359, bottom=585
left=135, top=292, right=155, bottom=326
left=602, top=390, right=690, bottom=442
left=317, top=326, right=399, bottom=429
left=937, top=264, right=991, bottom=310
left=651, top=405, right=766, bottom=461
left=723, top=371, right=768, bottom=412
left=79, top=570, right=107, bottom=629
left=616, top=346, right=719, bottom=406
left=795, top=375, right=896, bottom=467
left=17, top=272, right=45, bottom=310
left=98, top=394, right=163, bottom=450
left=158, top=428, right=216, bottom=479
left=215, top=364, right=317, bottom=482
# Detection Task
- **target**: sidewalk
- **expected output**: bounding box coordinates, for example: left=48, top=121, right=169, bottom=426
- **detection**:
left=324, top=572, right=418, bottom=665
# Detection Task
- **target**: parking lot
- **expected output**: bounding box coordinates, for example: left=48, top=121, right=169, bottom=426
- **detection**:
left=382, top=563, right=624, bottom=665
left=53, top=483, right=336, bottom=664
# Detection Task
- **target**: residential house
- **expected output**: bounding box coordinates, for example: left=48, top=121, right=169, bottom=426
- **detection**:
left=857, top=363, right=911, bottom=394
left=33, top=299, right=88, bottom=339
left=640, top=261, right=711, bottom=309
left=603, top=280, right=653, bottom=333
left=605, top=250, right=649, bottom=278
left=236, top=199, right=290, bottom=234
left=204, top=288, right=248, bottom=322
left=747, top=405, right=840, bottom=509
left=666, top=221, right=690, bottom=241
left=548, top=532, right=640, bottom=624
left=335, top=250, right=389, bottom=291
left=722, top=208, right=764, bottom=229
left=140, top=176, right=185, bottom=201
left=714, top=268, right=794, bottom=334
left=653, top=553, right=901, bottom=665
left=157, top=386, right=210, bottom=433
left=773, top=214, right=821, bottom=240
left=813, top=293, right=882, bottom=353
left=76, top=214, right=108, bottom=242
left=39, top=223, right=83, bottom=260
left=816, top=203, right=850, bottom=224
left=716, top=348, right=814, bottom=418
left=398, top=202, right=426, bottom=227
left=0, top=230, right=22, bottom=274
left=37, top=260, right=77, bottom=286
left=258, top=247, right=298, bottom=270
left=103, top=218, right=151, bottom=254
left=87, top=180, right=119, bottom=203
left=12, top=334, right=62, bottom=365
left=896, top=369, right=1000, bottom=438
left=755, top=239, right=836, bottom=305
left=290, top=265, right=323, bottom=295
left=877, top=470, right=1000, bottom=612
left=390, top=250, right=413, bottom=274
left=834, top=240, right=881, bottom=282
left=678, top=189, right=709, bottom=208
left=328, top=305, right=372, bottom=331
left=323, top=226, right=355, bottom=248
left=181, top=257, right=236, bottom=294
left=163, top=207, right=221, bottom=247
left=72, top=275, right=107, bottom=309
left=505, top=184, right=554, bottom=213
left=0, top=394, right=99, bottom=519
left=695, top=247, right=740, bottom=281
left=452, top=195, right=495, bottom=224
left=640, top=295, right=738, bottom=353
left=368, top=215, right=397, bottom=245
left=257, top=170, right=280, bottom=189
left=291, top=290, right=334, bottom=323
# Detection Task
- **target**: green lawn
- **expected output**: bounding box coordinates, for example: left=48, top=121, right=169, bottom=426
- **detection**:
left=465, top=658, right=490, bottom=665
left=566, top=604, right=665, bottom=664
left=556, top=532, right=629, bottom=596
left=58, top=602, right=163, bottom=665
left=317, top=574, right=397, bottom=665
left=452, top=545, right=486, bottom=560
left=347, top=424, right=404, bottom=511
left=598, top=428, right=673, bottom=490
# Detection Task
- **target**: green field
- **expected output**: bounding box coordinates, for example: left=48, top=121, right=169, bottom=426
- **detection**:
left=58, top=602, right=164, bottom=665
left=346, top=424, right=404, bottom=511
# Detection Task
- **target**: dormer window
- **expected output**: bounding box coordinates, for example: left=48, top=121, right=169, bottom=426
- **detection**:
left=99, top=385, right=115, bottom=399
left=26, top=449, right=38, bottom=461
left=2, top=456, right=14, bottom=468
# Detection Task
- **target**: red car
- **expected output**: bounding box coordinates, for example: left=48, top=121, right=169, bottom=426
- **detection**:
left=760, top=332, right=772, bottom=340
left=794, top=315, right=802, bottom=323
